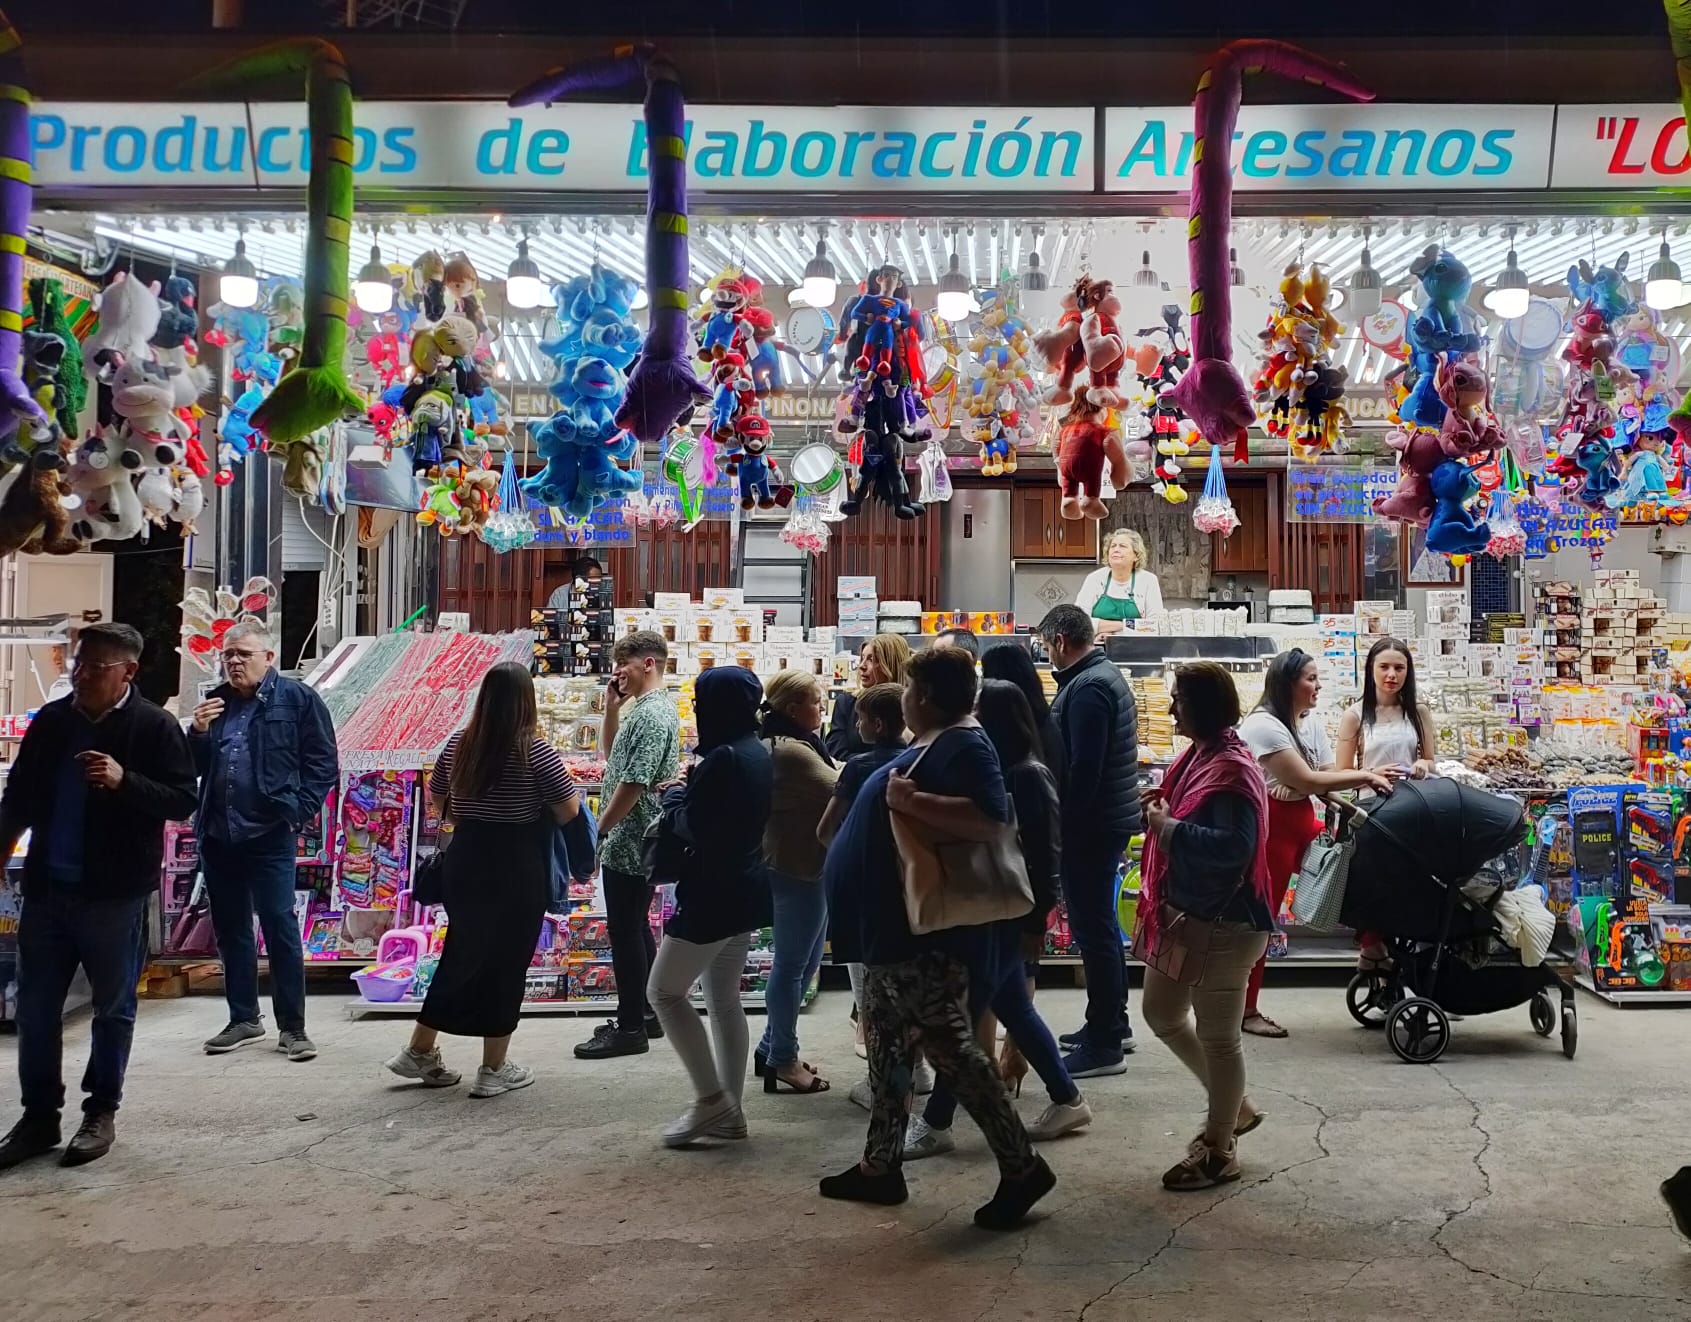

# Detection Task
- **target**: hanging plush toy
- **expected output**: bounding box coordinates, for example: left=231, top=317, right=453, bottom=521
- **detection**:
left=186, top=41, right=363, bottom=447
left=1399, top=248, right=1482, bottom=432
left=1053, top=400, right=1127, bottom=521
left=1165, top=41, right=1372, bottom=462
left=1436, top=357, right=1505, bottom=461
left=67, top=430, right=144, bottom=544
left=511, top=46, right=709, bottom=441
left=1607, top=431, right=1674, bottom=509
left=1425, top=459, right=1491, bottom=555
left=1152, top=418, right=1198, bottom=504
left=736, top=419, right=780, bottom=510
left=1373, top=426, right=1446, bottom=527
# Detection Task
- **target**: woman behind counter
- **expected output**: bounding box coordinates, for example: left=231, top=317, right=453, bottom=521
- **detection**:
left=1074, top=529, right=1164, bottom=637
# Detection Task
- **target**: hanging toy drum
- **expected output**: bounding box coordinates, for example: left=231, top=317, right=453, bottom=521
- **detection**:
left=790, top=441, right=846, bottom=521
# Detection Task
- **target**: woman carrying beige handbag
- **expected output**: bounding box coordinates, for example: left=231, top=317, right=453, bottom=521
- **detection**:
left=818, top=647, right=1055, bottom=1232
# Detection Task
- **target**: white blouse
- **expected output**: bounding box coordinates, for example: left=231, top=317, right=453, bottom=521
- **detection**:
left=1075, top=567, right=1164, bottom=622
left=1354, top=706, right=1424, bottom=773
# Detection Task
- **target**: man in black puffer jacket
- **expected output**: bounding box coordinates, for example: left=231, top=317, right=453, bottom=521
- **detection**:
left=1039, top=605, right=1143, bottom=1078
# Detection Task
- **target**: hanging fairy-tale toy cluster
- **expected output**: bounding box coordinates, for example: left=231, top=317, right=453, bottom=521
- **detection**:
left=1036, top=275, right=1131, bottom=519
left=964, top=290, right=1042, bottom=477
left=1252, top=262, right=1351, bottom=457
left=515, top=262, right=644, bottom=524
left=833, top=263, right=930, bottom=520
left=1371, top=246, right=1503, bottom=557
left=692, top=271, right=788, bottom=510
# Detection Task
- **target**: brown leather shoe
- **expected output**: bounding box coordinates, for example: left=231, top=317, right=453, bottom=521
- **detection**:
left=60, top=1112, right=114, bottom=1168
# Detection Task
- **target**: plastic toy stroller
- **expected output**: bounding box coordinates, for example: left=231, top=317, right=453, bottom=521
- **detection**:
left=1338, top=778, right=1577, bottom=1064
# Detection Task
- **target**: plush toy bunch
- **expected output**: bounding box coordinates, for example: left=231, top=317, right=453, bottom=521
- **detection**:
left=1373, top=247, right=1494, bottom=555
left=834, top=264, right=930, bottom=520
left=518, top=262, right=645, bottom=521
left=1548, top=253, right=1639, bottom=512
left=964, top=290, right=1041, bottom=477
left=1252, top=263, right=1349, bottom=456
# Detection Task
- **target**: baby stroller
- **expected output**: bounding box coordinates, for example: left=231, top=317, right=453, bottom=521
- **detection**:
left=1338, top=778, right=1577, bottom=1064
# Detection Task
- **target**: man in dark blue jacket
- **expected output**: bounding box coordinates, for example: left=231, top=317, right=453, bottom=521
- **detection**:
left=188, top=622, right=338, bottom=1062
left=1039, top=605, right=1143, bottom=1078
left=0, top=623, right=197, bottom=1170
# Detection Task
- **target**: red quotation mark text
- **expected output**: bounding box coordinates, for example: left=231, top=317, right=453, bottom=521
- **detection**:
left=1597, top=116, right=1691, bottom=175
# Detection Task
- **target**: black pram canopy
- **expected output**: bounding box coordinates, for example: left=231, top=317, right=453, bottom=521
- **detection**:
left=1339, top=779, right=1526, bottom=938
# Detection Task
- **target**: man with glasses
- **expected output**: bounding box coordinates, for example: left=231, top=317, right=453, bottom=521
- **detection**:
left=189, top=622, right=338, bottom=1062
left=0, top=623, right=197, bottom=1170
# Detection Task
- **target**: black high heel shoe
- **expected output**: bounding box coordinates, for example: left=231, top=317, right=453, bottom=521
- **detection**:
left=764, top=1067, right=830, bottom=1094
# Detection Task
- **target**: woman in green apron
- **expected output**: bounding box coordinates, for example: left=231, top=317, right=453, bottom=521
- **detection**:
left=1075, top=529, right=1165, bottom=636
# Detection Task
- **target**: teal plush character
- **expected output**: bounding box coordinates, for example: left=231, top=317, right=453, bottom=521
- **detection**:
left=1424, top=459, right=1490, bottom=555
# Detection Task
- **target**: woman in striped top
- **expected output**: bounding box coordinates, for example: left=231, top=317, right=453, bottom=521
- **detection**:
left=385, top=662, right=580, bottom=1097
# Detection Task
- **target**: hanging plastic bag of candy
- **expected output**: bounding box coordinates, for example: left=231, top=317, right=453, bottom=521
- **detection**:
left=917, top=437, right=953, bottom=503
left=1192, top=444, right=1241, bottom=534
left=779, top=498, right=829, bottom=556
left=1483, top=486, right=1526, bottom=558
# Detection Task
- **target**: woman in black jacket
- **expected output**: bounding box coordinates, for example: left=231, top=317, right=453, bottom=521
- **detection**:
left=904, top=681, right=1091, bottom=1159
left=647, top=667, right=774, bottom=1148
left=981, top=644, right=1063, bottom=772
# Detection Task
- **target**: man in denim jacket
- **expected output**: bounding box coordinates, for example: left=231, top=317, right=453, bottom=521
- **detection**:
left=188, top=622, right=338, bottom=1061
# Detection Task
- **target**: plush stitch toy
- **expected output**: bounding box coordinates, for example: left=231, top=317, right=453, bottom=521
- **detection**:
left=1425, top=459, right=1490, bottom=555
left=511, top=47, right=709, bottom=442
left=186, top=40, right=363, bottom=444
left=1436, top=357, right=1505, bottom=461
left=1568, top=254, right=1635, bottom=326
left=1399, top=247, right=1481, bottom=431
left=1164, top=41, right=1372, bottom=463
left=1373, top=426, right=1447, bottom=527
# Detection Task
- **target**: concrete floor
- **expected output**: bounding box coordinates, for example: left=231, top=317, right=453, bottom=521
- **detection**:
left=0, top=984, right=1688, bottom=1321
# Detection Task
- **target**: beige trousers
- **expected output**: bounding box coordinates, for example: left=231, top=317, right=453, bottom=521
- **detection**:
left=1141, top=921, right=1271, bottom=1148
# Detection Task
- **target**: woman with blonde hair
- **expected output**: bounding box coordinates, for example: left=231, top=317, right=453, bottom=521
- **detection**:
left=755, top=668, right=840, bottom=1094
left=1075, top=528, right=1164, bottom=636
left=825, top=633, right=912, bottom=760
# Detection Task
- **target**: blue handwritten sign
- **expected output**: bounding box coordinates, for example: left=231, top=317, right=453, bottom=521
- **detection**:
left=527, top=470, right=739, bottom=547
left=1286, top=464, right=1397, bottom=523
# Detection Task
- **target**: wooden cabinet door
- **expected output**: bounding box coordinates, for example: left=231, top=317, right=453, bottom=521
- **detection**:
left=1055, top=509, right=1099, bottom=560
left=1012, top=486, right=1054, bottom=558
left=1213, top=483, right=1269, bottom=573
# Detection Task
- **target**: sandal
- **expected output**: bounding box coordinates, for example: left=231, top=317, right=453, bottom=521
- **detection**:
left=753, top=1050, right=820, bottom=1079
left=764, top=1066, right=831, bottom=1095
left=1241, top=1012, right=1289, bottom=1039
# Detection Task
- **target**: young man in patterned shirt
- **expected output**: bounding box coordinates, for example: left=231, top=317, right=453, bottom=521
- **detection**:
left=575, top=630, right=682, bottom=1060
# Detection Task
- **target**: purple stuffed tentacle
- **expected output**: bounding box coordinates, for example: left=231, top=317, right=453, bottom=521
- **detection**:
left=509, top=46, right=706, bottom=444
left=0, top=12, right=43, bottom=440
left=1171, top=40, right=1371, bottom=455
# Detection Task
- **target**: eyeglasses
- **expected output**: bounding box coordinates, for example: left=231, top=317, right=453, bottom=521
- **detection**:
left=70, top=657, right=128, bottom=673
left=221, top=649, right=265, bottom=662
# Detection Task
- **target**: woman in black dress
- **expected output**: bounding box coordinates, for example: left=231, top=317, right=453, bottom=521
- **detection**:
left=385, top=662, right=580, bottom=1097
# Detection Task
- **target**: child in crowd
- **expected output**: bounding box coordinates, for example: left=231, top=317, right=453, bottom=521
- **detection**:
left=817, top=683, right=926, bottom=1094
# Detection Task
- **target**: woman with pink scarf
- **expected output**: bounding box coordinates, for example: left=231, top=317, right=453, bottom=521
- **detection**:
left=1137, top=662, right=1273, bottom=1191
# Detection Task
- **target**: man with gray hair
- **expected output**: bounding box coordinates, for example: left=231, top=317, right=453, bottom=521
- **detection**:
left=189, top=621, right=338, bottom=1061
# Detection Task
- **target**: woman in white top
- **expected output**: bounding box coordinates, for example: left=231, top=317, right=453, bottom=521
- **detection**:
left=1075, top=528, right=1165, bottom=636
left=1335, top=638, right=1436, bottom=968
left=1334, top=638, right=1436, bottom=782
left=1237, top=650, right=1393, bottom=1038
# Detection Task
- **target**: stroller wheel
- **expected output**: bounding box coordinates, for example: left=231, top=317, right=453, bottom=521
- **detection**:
left=1345, top=972, right=1393, bottom=1030
left=1386, top=997, right=1450, bottom=1065
left=1529, top=990, right=1556, bottom=1037
left=1561, top=1004, right=1578, bottom=1060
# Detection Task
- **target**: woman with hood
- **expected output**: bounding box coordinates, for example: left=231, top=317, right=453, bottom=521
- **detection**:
left=647, top=666, right=774, bottom=1148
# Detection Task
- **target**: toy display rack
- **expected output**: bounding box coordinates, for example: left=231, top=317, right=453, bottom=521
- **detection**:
left=1573, top=975, right=1691, bottom=1006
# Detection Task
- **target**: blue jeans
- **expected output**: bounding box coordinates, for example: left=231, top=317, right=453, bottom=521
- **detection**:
left=757, top=870, right=827, bottom=1069
left=17, top=890, right=149, bottom=1120
left=1063, top=838, right=1130, bottom=1049
left=201, top=828, right=307, bottom=1033
left=925, top=925, right=1077, bottom=1130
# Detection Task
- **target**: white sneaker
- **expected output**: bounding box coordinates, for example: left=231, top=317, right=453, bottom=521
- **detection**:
left=913, top=1057, right=935, bottom=1095
left=662, top=1097, right=741, bottom=1147
left=469, top=1060, right=535, bottom=1098
left=704, top=1104, right=748, bottom=1141
left=384, top=1045, right=461, bottom=1088
left=902, top=1116, right=955, bottom=1160
left=1026, top=1096, right=1092, bottom=1141
left=849, top=1078, right=873, bottom=1111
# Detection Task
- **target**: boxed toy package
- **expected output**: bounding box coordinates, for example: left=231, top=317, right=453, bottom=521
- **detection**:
left=1567, top=784, right=1628, bottom=904
left=1622, top=788, right=1678, bottom=905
